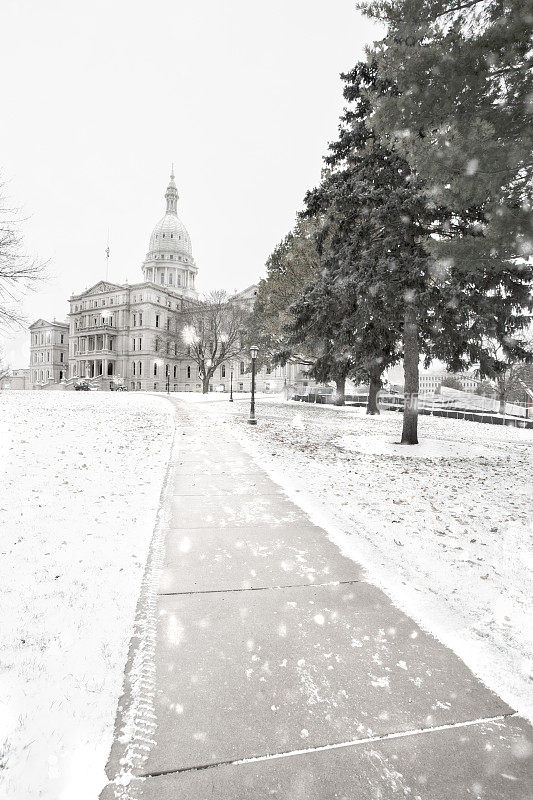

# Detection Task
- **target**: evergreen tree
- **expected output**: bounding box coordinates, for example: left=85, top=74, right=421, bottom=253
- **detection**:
left=359, top=0, right=532, bottom=218
left=244, top=218, right=323, bottom=371
left=304, top=62, right=458, bottom=440
left=358, top=0, right=533, bottom=371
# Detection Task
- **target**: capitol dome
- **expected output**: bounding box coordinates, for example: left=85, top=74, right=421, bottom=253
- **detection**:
left=142, top=170, right=198, bottom=295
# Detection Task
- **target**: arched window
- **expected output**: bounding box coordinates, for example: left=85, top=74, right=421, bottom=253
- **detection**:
left=187, top=365, right=191, bottom=379
left=173, top=365, right=177, bottom=378
left=138, top=361, right=142, bottom=376
left=154, top=363, right=158, bottom=376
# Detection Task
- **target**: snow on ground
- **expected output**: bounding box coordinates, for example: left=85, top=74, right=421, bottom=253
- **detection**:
left=0, top=391, right=175, bottom=800
left=184, top=395, right=533, bottom=724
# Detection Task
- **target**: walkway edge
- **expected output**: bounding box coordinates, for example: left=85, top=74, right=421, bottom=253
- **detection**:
left=99, top=401, right=179, bottom=800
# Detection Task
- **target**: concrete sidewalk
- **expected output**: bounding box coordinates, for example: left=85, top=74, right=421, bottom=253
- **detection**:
left=101, top=399, right=532, bottom=799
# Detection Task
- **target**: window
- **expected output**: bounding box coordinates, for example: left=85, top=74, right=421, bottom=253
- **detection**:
left=165, top=364, right=169, bottom=377
left=170, top=233, right=173, bottom=238
left=154, top=383, right=157, bottom=390
left=221, top=365, right=226, bottom=377
left=154, top=363, right=158, bottom=376
left=169, top=272, right=173, bottom=284
left=133, top=362, right=136, bottom=376
left=160, top=273, right=165, bottom=284
left=240, top=361, right=245, bottom=374
left=173, top=365, right=177, bottom=378
left=239, top=383, right=243, bottom=391
left=155, top=314, right=160, bottom=328
left=169, top=255, right=173, bottom=261
left=133, top=314, right=136, bottom=327
left=133, top=338, right=136, bottom=351
left=177, top=273, right=181, bottom=286
left=139, top=312, right=143, bottom=325
left=60, top=353, right=64, bottom=363
left=60, top=334, right=64, bottom=344
left=155, top=339, right=159, bottom=352
left=166, top=342, right=170, bottom=354
left=187, top=366, right=191, bottom=379
left=47, top=351, right=50, bottom=362
left=138, top=338, right=142, bottom=350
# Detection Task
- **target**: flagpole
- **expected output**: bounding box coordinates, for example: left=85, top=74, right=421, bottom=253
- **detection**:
left=105, top=228, right=110, bottom=281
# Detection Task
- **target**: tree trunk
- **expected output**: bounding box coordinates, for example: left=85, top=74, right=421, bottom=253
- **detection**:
left=202, top=375, right=210, bottom=394
left=333, top=375, right=346, bottom=406
left=367, top=370, right=382, bottom=415
left=499, top=394, right=505, bottom=415
left=401, top=302, right=419, bottom=444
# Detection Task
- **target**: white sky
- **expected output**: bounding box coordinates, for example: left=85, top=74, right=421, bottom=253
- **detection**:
left=0, top=0, right=379, bottom=365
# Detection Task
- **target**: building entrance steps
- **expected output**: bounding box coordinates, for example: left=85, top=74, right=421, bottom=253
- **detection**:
left=101, top=399, right=533, bottom=799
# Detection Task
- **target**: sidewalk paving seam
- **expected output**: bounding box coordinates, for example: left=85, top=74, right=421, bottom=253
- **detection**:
left=174, top=491, right=283, bottom=497
left=158, top=579, right=362, bottom=596
left=138, top=712, right=518, bottom=779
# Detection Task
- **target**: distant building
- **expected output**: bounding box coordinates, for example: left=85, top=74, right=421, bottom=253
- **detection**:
left=0, top=368, right=30, bottom=390
left=418, top=371, right=478, bottom=394
left=385, top=363, right=478, bottom=394
left=29, top=319, right=69, bottom=388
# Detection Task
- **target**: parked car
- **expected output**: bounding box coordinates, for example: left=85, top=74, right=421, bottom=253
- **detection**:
left=75, top=380, right=90, bottom=391
left=115, top=386, right=128, bottom=391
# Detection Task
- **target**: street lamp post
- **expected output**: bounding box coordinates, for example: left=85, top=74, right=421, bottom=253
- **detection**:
left=248, top=345, right=258, bottom=425
left=229, top=362, right=234, bottom=402
left=166, top=372, right=170, bottom=394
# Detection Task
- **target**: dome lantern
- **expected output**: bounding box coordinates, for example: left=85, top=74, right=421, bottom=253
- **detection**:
left=165, top=167, right=178, bottom=214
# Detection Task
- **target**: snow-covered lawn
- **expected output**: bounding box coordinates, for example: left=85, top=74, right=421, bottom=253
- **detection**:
left=187, top=396, right=533, bottom=724
left=0, top=391, right=174, bottom=800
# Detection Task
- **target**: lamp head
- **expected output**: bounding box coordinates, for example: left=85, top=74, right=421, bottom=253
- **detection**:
left=250, top=345, right=259, bottom=360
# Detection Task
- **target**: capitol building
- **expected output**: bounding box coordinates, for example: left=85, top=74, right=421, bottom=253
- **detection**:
left=28, top=171, right=302, bottom=393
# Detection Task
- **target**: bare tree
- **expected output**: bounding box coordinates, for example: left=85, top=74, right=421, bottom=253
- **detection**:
left=180, top=290, right=249, bottom=393
left=0, top=181, right=46, bottom=329
left=0, top=343, right=9, bottom=380
left=476, top=332, right=533, bottom=414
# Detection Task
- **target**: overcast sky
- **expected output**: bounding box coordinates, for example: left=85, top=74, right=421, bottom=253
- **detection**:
left=0, top=0, right=379, bottom=365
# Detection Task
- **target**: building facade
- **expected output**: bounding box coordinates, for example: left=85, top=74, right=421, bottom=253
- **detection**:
left=0, top=368, right=30, bottom=390
left=29, top=319, right=69, bottom=388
